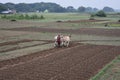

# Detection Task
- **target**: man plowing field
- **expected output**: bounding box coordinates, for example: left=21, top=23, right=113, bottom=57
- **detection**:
left=54, top=34, right=62, bottom=47
left=54, top=34, right=71, bottom=47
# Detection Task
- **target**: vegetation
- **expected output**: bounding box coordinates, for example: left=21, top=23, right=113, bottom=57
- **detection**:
left=0, top=4, right=119, bottom=79
left=66, top=6, right=76, bottom=12
left=0, top=2, right=115, bottom=13
left=89, top=14, right=95, bottom=20
left=110, top=23, right=120, bottom=27
left=0, top=14, right=45, bottom=20
left=90, top=55, right=120, bottom=80
left=103, top=6, right=114, bottom=12
left=0, top=5, right=7, bottom=12
left=78, top=6, right=86, bottom=12
left=95, top=10, right=107, bottom=17
left=118, top=19, right=120, bottom=22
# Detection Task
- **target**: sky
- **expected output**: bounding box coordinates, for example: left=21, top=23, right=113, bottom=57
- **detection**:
left=0, top=0, right=120, bottom=9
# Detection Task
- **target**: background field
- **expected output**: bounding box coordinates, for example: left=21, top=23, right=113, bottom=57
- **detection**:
left=0, top=13, right=120, bottom=80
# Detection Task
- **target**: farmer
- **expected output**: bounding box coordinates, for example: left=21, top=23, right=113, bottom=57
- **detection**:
left=56, top=34, right=61, bottom=47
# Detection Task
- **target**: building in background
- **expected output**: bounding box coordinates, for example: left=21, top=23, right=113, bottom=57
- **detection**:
left=1, top=9, right=16, bottom=14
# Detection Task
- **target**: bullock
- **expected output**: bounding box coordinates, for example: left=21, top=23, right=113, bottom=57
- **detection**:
left=54, top=34, right=71, bottom=47
left=62, top=35, right=71, bottom=47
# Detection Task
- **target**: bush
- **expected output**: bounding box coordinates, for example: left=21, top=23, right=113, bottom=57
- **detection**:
left=89, top=17, right=95, bottom=20
left=89, top=14, right=95, bottom=20
left=90, top=14, right=95, bottom=17
left=40, top=15, right=45, bottom=19
left=117, top=13, right=120, bottom=15
left=18, top=14, right=24, bottom=19
left=25, top=14, right=30, bottom=19
left=10, top=19, right=17, bottom=21
left=96, top=10, right=107, bottom=17
left=1, top=15, right=7, bottom=19
left=0, top=14, right=45, bottom=20
left=118, top=20, right=120, bottom=22
left=104, top=23, right=109, bottom=27
left=31, top=14, right=38, bottom=19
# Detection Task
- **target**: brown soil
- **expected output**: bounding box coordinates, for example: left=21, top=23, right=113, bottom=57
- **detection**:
left=0, top=39, right=32, bottom=46
left=0, top=27, right=120, bottom=80
left=0, top=39, right=52, bottom=47
left=63, top=19, right=109, bottom=23
left=6, top=27, right=120, bottom=37
left=0, top=39, right=53, bottom=53
left=0, top=42, right=120, bottom=80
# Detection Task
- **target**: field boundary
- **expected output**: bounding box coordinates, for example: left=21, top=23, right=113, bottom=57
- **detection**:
left=90, top=55, right=120, bottom=80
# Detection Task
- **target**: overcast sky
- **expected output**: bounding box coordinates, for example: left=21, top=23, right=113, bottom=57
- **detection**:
left=0, top=0, right=120, bottom=9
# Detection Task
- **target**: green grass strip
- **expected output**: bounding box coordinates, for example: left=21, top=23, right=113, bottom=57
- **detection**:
left=90, top=55, right=120, bottom=80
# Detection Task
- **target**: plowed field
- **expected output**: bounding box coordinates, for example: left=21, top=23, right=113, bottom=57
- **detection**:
left=0, top=42, right=120, bottom=80
left=0, top=26, right=120, bottom=80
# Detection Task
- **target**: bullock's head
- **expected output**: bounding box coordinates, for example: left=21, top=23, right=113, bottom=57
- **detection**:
left=69, top=34, right=71, bottom=37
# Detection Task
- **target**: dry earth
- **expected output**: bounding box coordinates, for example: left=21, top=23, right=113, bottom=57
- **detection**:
left=0, top=27, right=120, bottom=80
left=6, top=27, right=120, bottom=37
left=0, top=21, right=120, bottom=80
left=0, top=43, right=120, bottom=80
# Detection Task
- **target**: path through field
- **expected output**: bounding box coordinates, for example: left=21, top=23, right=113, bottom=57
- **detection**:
left=0, top=43, right=120, bottom=80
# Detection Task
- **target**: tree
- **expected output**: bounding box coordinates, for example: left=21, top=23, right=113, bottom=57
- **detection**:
left=85, top=7, right=93, bottom=12
left=66, top=6, right=76, bottom=12
left=25, top=14, right=30, bottom=19
left=5, top=3, right=15, bottom=9
left=96, top=10, right=107, bottom=17
left=15, top=3, right=31, bottom=12
left=78, top=6, right=86, bottom=12
left=103, top=7, right=114, bottom=12
left=0, top=5, right=7, bottom=12
left=93, top=8, right=99, bottom=12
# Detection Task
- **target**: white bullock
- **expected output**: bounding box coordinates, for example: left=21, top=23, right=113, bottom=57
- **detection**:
left=62, top=35, right=71, bottom=47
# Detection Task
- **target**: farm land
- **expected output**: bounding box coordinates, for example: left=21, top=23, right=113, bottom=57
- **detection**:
left=0, top=13, right=120, bottom=80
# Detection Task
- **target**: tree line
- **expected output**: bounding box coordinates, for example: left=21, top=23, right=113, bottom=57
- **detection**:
left=0, top=2, right=115, bottom=13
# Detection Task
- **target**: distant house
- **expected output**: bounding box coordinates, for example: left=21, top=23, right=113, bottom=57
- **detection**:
left=1, top=9, right=16, bottom=14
